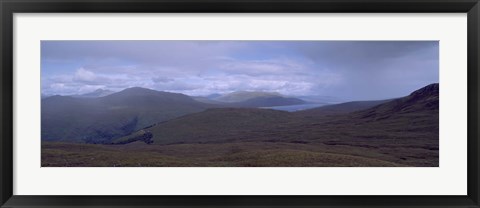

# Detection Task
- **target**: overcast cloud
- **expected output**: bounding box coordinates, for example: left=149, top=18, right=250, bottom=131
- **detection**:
left=41, top=41, right=438, bottom=101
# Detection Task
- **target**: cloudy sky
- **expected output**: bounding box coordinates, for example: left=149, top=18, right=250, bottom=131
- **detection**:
left=41, top=41, right=438, bottom=101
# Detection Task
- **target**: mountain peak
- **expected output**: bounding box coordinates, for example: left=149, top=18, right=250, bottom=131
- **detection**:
left=102, top=87, right=199, bottom=104
left=113, top=87, right=162, bottom=96
left=76, top=88, right=115, bottom=98
left=121, top=87, right=154, bottom=92
left=409, top=83, right=439, bottom=97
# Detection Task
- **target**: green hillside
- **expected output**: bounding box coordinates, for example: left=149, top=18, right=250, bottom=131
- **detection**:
left=42, top=87, right=217, bottom=143
left=113, top=108, right=296, bottom=144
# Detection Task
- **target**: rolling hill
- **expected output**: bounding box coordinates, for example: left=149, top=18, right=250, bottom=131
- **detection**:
left=112, top=83, right=439, bottom=166
left=113, top=108, right=296, bottom=145
left=41, top=87, right=217, bottom=143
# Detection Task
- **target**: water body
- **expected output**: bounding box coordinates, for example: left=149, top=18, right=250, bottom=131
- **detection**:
left=260, top=103, right=327, bottom=112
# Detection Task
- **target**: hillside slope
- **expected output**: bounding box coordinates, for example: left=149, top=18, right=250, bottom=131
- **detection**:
left=114, top=108, right=296, bottom=145
left=42, top=87, right=216, bottom=143
left=353, top=83, right=439, bottom=121
left=117, top=83, right=439, bottom=166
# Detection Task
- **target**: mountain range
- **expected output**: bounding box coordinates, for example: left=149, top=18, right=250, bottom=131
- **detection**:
left=43, top=83, right=438, bottom=147
left=42, top=88, right=314, bottom=143
left=42, top=83, right=439, bottom=167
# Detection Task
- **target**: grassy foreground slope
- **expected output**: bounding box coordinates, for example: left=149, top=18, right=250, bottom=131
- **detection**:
left=42, top=142, right=403, bottom=167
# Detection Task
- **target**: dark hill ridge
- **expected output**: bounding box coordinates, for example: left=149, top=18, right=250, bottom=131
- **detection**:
left=353, top=83, right=439, bottom=120
left=294, top=83, right=439, bottom=119
left=42, top=87, right=216, bottom=143
left=410, top=83, right=439, bottom=97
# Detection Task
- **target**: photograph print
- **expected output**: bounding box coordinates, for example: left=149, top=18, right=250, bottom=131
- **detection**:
left=41, top=41, right=439, bottom=167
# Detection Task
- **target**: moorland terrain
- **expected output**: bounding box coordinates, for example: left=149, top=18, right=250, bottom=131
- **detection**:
left=41, top=83, right=439, bottom=167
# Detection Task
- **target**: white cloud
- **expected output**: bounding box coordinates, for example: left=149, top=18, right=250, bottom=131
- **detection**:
left=218, top=57, right=313, bottom=77
left=42, top=60, right=342, bottom=97
left=73, top=68, right=97, bottom=82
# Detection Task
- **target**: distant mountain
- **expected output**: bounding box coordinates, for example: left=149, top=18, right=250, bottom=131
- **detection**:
left=192, top=96, right=226, bottom=105
left=211, top=91, right=307, bottom=107
left=74, top=89, right=115, bottom=98
left=215, top=91, right=282, bottom=103
left=100, top=87, right=200, bottom=105
left=42, top=87, right=216, bottom=143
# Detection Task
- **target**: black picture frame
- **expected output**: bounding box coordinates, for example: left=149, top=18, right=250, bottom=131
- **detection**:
left=1, top=0, right=479, bottom=207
